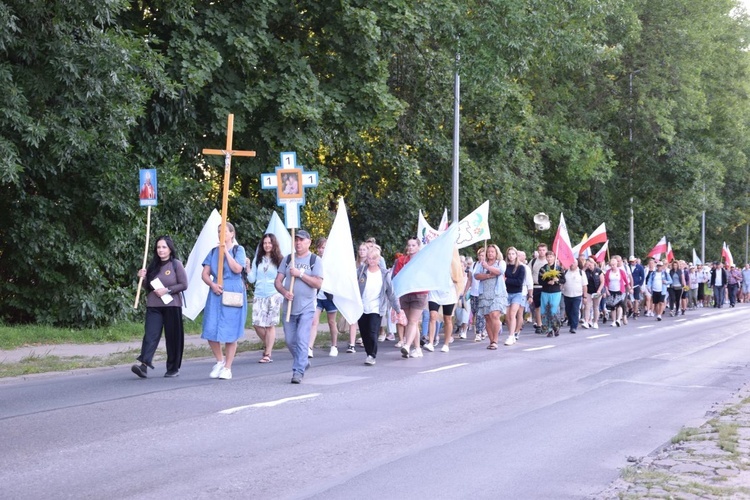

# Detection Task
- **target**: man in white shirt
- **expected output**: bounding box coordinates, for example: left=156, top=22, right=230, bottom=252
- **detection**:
left=562, top=260, right=588, bottom=334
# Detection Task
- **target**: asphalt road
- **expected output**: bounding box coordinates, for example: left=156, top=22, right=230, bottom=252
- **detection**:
left=1, top=306, right=748, bottom=499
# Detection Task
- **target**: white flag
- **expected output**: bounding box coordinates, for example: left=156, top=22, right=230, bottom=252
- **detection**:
left=455, top=200, right=491, bottom=249
left=264, top=211, right=292, bottom=258
left=417, top=209, right=443, bottom=247
left=438, top=208, right=450, bottom=230
left=692, top=248, right=701, bottom=266
left=182, top=209, right=221, bottom=321
left=393, top=224, right=458, bottom=299
left=321, top=198, right=364, bottom=324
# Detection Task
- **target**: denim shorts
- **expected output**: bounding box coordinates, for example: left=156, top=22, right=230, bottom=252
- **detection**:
left=317, top=296, right=337, bottom=313
left=507, top=292, right=526, bottom=306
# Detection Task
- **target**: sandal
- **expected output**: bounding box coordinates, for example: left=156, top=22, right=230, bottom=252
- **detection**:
left=259, top=354, right=273, bottom=363
left=487, top=342, right=498, bottom=350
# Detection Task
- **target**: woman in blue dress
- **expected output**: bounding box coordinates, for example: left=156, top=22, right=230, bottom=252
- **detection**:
left=201, top=222, right=247, bottom=380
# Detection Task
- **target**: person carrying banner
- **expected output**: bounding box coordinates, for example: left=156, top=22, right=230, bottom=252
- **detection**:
left=275, top=229, right=323, bottom=383
left=132, top=236, right=188, bottom=378
left=201, top=222, right=247, bottom=380
left=396, top=238, right=428, bottom=359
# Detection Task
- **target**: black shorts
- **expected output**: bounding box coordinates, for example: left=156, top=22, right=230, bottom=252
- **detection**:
left=533, top=288, right=542, bottom=308
left=652, top=291, right=665, bottom=304
left=428, top=301, right=455, bottom=316
left=632, top=287, right=641, bottom=301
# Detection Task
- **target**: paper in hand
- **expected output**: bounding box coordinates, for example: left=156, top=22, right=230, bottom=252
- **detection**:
left=150, top=278, right=173, bottom=304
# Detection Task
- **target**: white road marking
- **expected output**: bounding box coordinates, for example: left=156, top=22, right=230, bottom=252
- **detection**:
left=419, top=363, right=468, bottom=374
left=219, top=393, right=321, bottom=415
left=597, top=379, right=718, bottom=390
left=637, top=325, right=655, bottom=329
left=587, top=334, right=610, bottom=339
left=523, top=345, right=555, bottom=352
left=675, top=319, right=687, bottom=323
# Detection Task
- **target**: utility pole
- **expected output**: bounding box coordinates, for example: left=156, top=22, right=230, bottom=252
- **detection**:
left=628, top=70, right=642, bottom=257
left=451, top=49, right=461, bottom=223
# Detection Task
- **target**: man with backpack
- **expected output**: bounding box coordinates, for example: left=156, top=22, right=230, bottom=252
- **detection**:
left=275, top=229, right=324, bottom=384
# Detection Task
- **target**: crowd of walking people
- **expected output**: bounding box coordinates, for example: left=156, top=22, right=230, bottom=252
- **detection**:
left=132, top=226, right=748, bottom=384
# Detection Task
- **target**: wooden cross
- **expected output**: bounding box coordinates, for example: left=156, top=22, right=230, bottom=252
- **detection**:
left=202, top=114, right=255, bottom=285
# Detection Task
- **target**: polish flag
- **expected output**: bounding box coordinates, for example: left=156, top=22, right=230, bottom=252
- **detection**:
left=722, top=242, right=734, bottom=267
left=579, top=223, right=607, bottom=254
left=553, top=213, right=576, bottom=268
left=594, top=241, right=609, bottom=263
left=666, top=242, right=674, bottom=263
left=647, top=236, right=667, bottom=258
left=572, top=233, right=590, bottom=259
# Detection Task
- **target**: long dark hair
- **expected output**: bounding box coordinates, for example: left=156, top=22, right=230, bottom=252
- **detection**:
left=146, top=236, right=178, bottom=282
left=255, top=233, right=283, bottom=268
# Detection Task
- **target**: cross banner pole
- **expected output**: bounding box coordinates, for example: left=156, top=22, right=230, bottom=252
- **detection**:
left=286, top=228, right=296, bottom=322
left=202, top=114, right=256, bottom=286
left=216, top=115, right=234, bottom=286
left=133, top=206, right=152, bottom=309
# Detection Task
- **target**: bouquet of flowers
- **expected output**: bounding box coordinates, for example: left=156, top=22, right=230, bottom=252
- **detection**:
left=541, top=268, right=561, bottom=282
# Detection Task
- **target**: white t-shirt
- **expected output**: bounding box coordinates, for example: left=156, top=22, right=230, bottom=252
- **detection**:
left=562, top=269, right=588, bottom=298
left=607, top=269, right=621, bottom=292
left=362, top=269, right=383, bottom=314
left=521, top=264, right=534, bottom=295
left=652, top=271, right=663, bottom=291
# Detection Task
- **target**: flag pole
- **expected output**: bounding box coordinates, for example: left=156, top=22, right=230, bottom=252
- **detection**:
left=133, top=206, right=152, bottom=309
left=285, top=228, right=296, bottom=322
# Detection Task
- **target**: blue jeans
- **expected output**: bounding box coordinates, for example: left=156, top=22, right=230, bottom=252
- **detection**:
left=284, top=308, right=315, bottom=375
left=541, top=292, right=562, bottom=333
left=563, top=295, right=582, bottom=330
left=728, top=283, right=739, bottom=306
left=713, top=285, right=726, bottom=308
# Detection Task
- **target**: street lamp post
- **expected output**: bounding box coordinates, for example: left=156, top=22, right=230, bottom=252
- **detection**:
left=628, top=69, right=643, bottom=258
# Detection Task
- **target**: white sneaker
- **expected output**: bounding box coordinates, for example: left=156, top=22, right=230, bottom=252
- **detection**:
left=474, top=334, right=482, bottom=342
left=218, top=367, right=232, bottom=380
left=308, top=347, right=314, bottom=358
left=395, top=341, right=404, bottom=348
left=423, top=342, right=434, bottom=352
left=329, top=346, right=338, bottom=357
left=459, top=332, right=467, bottom=339
left=364, top=355, right=376, bottom=366
left=440, top=344, right=449, bottom=353
left=581, top=322, right=590, bottom=329
left=378, top=333, right=386, bottom=342
left=593, top=322, right=599, bottom=329
left=411, top=348, right=424, bottom=358
left=209, top=360, right=225, bottom=379
left=504, top=336, right=516, bottom=346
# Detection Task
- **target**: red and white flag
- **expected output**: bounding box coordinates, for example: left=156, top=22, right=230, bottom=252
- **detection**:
left=666, top=242, right=674, bottom=263
left=722, top=242, right=734, bottom=267
left=647, top=236, right=667, bottom=258
left=579, top=223, right=607, bottom=254
left=553, top=213, right=576, bottom=268
left=594, top=241, right=609, bottom=263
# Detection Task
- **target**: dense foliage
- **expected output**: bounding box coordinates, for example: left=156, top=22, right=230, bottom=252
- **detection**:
left=1, top=0, right=749, bottom=326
